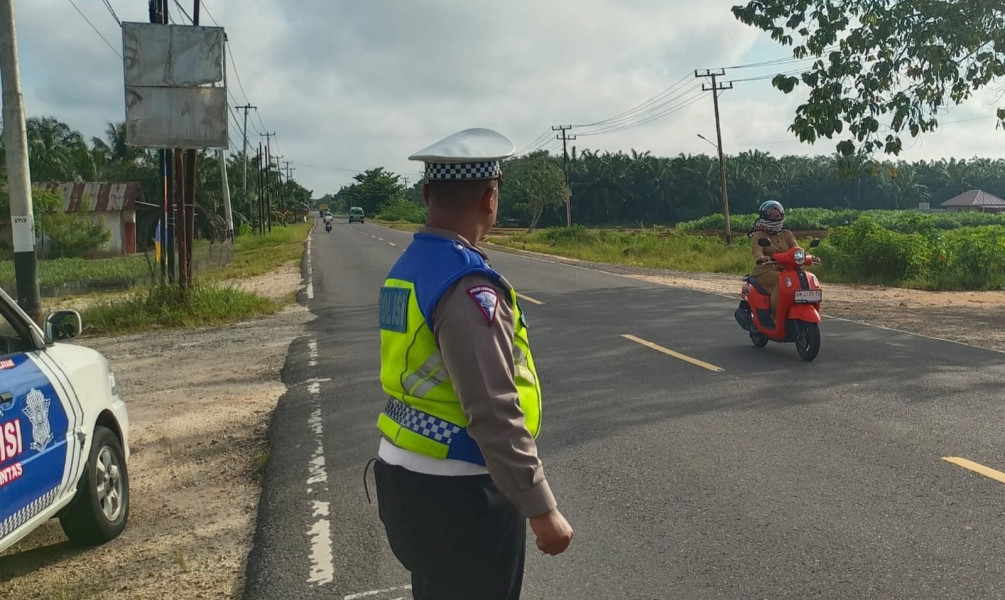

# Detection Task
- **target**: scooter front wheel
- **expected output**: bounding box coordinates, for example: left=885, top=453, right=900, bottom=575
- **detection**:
left=749, top=329, right=769, bottom=348
left=794, top=321, right=820, bottom=361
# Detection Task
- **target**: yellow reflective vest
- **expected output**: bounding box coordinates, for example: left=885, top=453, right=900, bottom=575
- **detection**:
left=377, top=233, right=541, bottom=465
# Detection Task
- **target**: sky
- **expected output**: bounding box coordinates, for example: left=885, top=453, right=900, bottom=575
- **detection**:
left=15, top=0, right=1005, bottom=197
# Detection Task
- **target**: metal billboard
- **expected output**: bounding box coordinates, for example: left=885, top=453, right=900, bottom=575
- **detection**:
left=122, top=23, right=228, bottom=149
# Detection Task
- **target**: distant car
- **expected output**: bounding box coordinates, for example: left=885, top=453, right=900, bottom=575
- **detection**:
left=0, top=290, right=130, bottom=554
left=348, top=207, right=365, bottom=224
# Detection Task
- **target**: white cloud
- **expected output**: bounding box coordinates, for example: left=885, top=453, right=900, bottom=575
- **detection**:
left=12, top=0, right=1005, bottom=196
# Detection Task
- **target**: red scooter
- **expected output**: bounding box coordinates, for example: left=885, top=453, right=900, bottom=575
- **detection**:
left=734, top=238, right=823, bottom=361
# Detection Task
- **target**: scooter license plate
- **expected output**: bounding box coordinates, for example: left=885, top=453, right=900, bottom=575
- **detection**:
left=794, top=290, right=822, bottom=303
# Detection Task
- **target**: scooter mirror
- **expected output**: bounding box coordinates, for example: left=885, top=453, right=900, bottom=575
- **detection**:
left=757, top=237, right=772, bottom=247
left=810, top=238, right=821, bottom=248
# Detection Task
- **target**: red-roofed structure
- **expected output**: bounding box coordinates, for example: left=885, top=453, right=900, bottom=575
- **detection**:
left=31, top=182, right=141, bottom=254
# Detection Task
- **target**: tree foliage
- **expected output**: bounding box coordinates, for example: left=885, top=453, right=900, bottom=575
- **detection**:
left=501, top=152, right=569, bottom=228
left=732, top=0, right=1005, bottom=156
left=0, top=116, right=315, bottom=249
left=333, top=168, right=407, bottom=216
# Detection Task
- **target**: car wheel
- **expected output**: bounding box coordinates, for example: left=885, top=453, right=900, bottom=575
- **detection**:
left=59, top=425, right=129, bottom=546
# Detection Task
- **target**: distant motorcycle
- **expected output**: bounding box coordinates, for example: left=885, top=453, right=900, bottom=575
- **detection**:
left=325, top=220, right=332, bottom=233
left=734, top=238, right=823, bottom=361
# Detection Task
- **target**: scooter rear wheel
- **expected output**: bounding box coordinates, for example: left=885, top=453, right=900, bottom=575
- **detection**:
left=794, top=321, right=820, bottom=361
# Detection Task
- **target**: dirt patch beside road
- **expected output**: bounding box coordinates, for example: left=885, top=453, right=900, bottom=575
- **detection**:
left=0, top=265, right=311, bottom=600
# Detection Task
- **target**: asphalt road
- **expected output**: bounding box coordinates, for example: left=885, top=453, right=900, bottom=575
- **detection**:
left=245, top=219, right=1005, bottom=600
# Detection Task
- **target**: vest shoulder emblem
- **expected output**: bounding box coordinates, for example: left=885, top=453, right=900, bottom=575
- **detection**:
left=466, top=285, right=499, bottom=325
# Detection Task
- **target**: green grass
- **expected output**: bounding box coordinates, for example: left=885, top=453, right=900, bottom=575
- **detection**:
left=490, top=226, right=758, bottom=275
left=0, top=255, right=150, bottom=295
left=201, top=223, right=311, bottom=282
left=81, top=284, right=278, bottom=336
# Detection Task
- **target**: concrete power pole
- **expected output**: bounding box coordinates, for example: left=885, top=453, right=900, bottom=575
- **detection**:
left=219, top=150, right=234, bottom=240
left=261, top=133, right=274, bottom=231
left=552, top=125, right=576, bottom=227
left=0, top=0, right=40, bottom=320
left=695, top=68, right=734, bottom=243
left=237, top=104, right=255, bottom=194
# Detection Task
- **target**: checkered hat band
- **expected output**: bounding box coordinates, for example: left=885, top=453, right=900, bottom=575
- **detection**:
left=425, top=161, right=501, bottom=181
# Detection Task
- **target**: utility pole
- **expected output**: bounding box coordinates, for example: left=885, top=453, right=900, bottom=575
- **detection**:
left=180, top=0, right=202, bottom=286
left=237, top=104, right=255, bottom=194
left=272, top=154, right=285, bottom=215
left=256, top=144, right=264, bottom=234
left=0, top=0, right=40, bottom=320
left=261, top=133, right=275, bottom=232
left=695, top=68, right=734, bottom=243
left=219, top=150, right=234, bottom=240
left=149, top=0, right=170, bottom=284
left=283, top=160, right=295, bottom=207
left=552, top=125, right=576, bottom=227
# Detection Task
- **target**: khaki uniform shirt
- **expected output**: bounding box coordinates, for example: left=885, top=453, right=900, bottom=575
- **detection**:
left=426, top=227, right=557, bottom=518
left=750, top=229, right=798, bottom=279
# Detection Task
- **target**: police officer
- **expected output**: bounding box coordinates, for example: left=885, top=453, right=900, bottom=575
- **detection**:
left=374, top=128, right=573, bottom=599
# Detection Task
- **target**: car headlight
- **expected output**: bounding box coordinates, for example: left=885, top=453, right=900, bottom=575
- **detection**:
left=109, top=372, right=118, bottom=396
left=794, top=249, right=806, bottom=264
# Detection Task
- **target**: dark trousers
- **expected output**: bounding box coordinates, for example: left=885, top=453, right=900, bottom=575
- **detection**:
left=374, top=460, right=526, bottom=600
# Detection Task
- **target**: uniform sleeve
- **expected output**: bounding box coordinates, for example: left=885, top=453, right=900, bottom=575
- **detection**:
left=784, top=230, right=799, bottom=249
left=751, top=231, right=769, bottom=260
left=433, top=274, right=556, bottom=518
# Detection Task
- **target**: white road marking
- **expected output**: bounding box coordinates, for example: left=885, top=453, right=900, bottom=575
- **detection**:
left=378, top=237, right=385, bottom=241
left=516, top=292, right=544, bottom=305
left=306, top=235, right=315, bottom=300
left=308, top=339, right=318, bottom=367
left=344, top=586, right=413, bottom=600
left=305, top=383, right=334, bottom=585
left=389, top=242, right=396, bottom=247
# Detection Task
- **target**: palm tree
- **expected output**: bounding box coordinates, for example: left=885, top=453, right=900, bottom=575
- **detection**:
left=25, top=116, right=94, bottom=181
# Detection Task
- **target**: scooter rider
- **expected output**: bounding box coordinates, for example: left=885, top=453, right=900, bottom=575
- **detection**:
left=749, top=200, right=799, bottom=319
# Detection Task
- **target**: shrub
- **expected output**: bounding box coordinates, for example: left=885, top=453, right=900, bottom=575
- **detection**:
left=376, top=196, right=425, bottom=223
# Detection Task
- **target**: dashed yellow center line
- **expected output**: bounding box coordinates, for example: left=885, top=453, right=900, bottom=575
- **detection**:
left=516, top=292, right=544, bottom=305
left=621, top=334, right=725, bottom=373
left=943, top=457, right=1005, bottom=486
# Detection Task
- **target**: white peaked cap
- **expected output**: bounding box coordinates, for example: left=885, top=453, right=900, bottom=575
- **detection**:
left=409, top=128, right=515, bottom=181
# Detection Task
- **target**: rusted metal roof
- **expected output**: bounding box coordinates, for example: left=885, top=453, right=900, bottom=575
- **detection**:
left=940, top=189, right=1005, bottom=207
left=32, top=182, right=140, bottom=212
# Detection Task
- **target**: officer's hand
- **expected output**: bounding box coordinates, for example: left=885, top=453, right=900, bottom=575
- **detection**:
left=811, top=256, right=822, bottom=265
left=530, top=508, right=573, bottom=555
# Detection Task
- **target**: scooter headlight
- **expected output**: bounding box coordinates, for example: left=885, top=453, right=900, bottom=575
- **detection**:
left=793, top=249, right=806, bottom=264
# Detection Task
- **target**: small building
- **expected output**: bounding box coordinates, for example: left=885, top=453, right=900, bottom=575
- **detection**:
left=939, top=189, right=1005, bottom=213
left=32, top=182, right=140, bottom=254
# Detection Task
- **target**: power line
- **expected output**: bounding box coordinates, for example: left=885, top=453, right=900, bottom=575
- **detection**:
left=574, top=72, right=693, bottom=129
left=67, top=0, right=121, bottom=58
left=172, top=0, right=193, bottom=25
left=576, top=84, right=703, bottom=135
left=721, top=51, right=832, bottom=71
left=101, top=0, right=121, bottom=26
left=199, top=0, right=221, bottom=26
left=226, top=41, right=254, bottom=106
left=299, top=163, right=366, bottom=174
left=729, top=67, right=809, bottom=84
left=576, top=89, right=706, bottom=137
left=516, top=129, right=554, bottom=155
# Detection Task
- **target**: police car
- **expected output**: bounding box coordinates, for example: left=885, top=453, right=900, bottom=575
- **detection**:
left=0, top=288, right=129, bottom=553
